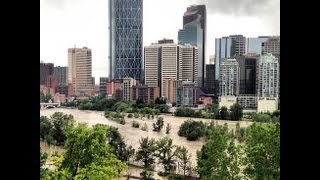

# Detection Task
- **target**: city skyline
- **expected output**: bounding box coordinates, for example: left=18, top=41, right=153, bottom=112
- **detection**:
left=40, top=0, right=280, bottom=84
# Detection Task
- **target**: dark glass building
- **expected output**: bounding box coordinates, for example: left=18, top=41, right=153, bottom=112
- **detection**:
left=40, top=62, right=54, bottom=85
left=182, top=5, right=206, bottom=89
left=235, top=55, right=258, bottom=95
left=205, top=64, right=215, bottom=95
left=109, top=0, right=143, bottom=80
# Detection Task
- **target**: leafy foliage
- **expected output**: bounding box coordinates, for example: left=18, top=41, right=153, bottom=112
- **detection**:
left=153, top=117, right=164, bottom=132
left=229, top=103, right=243, bottom=120
left=243, top=123, right=280, bottom=179
left=156, top=137, right=177, bottom=174
left=135, top=137, right=157, bottom=169
left=178, top=119, right=206, bottom=141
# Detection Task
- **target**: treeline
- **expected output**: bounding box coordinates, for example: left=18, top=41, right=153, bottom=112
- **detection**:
left=175, top=103, right=243, bottom=120
left=77, top=96, right=169, bottom=113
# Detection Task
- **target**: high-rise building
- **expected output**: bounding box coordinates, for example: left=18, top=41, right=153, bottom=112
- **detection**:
left=109, top=0, right=143, bottom=80
left=205, top=64, right=215, bottom=95
left=209, top=55, right=214, bottom=64
left=144, top=45, right=160, bottom=87
left=122, top=77, right=137, bottom=101
left=181, top=44, right=198, bottom=85
left=246, top=36, right=270, bottom=55
left=230, top=35, right=246, bottom=56
left=67, top=47, right=94, bottom=96
left=262, top=36, right=280, bottom=59
left=176, top=80, right=197, bottom=107
left=235, top=54, right=258, bottom=95
left=40, top=62, right=54, bottom=85
left=182, top=5, right=206, bottom=89
left=219, top=59, right=240, bottom=96
left=215, top=37, right=232, bottom=80
left=257, top=53, right=279, bottom=98
left=144, top=42, right=198, bottom=98
left=54, top=66, right=67, bottom=86
left=106, top=79, right=122, bottom=98
left=99, top=77, right=108, bottom=96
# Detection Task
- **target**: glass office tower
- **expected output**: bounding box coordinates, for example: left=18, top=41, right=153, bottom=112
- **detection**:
left=109, top=0, right=143, bottom=80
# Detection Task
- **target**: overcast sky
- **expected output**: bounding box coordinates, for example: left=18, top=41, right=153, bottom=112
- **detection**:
left=40, top=0, right=280, bottom=84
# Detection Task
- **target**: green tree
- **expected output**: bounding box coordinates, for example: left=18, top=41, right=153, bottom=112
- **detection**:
left=178, top=119, right=206, bottom=140
left=136, top=137, right=157, bottom=169
left=219, top=106, right=229, bottom=120
left=40, top=116, right=52, bottom=140
left=153, top=117, right=164, bottom=132
left=60, top=124, right=127, bottom=178
left=156, top=137, right=177, bottom=174
left=48, top=112, right=75, bottom=146
left=229, top=103, right=243, bottom=120
left=252, top=113, right=271, bottom=122
left=197, top=126, right=242, bottom=179
left=243, top=123, right=280, bottom=180
left=40, top=91, right=52, bottom=103
left=176, top=146, right=191, bottom=176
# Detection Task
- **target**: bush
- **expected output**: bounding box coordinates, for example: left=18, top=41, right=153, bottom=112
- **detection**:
left=168, top=173, right=184, bottom=180
left=178, top=119, right=206, bottom=141
left=127, top=113, right=133, bottom=118
left=132, top=121, right=140, bottom=128
left=119, top=118, right=126, bottom=125
left=134, top=112, right=139, bottom=119
left=252, top=113, right=271, bottom=122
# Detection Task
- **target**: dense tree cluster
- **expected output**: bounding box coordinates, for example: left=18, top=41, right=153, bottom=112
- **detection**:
left=178, top=119, right=206, bottom=141
left=197, top=122, right=280, bottom=179
left=40, top=112, right=75, bottom=146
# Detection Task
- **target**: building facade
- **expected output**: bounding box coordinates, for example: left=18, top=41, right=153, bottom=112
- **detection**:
left=109, top=0, right=143, bottom=80
left=215, top=37, right=232, bottom=80
left=131, top=85, right=160, bottom=104
left=165, top=79, right=182, bottom=103
left=99, top=77, right=108, bottom=96
left=40, top=62, right=54, bottom=85
left=246, top=36, right=269, bottom=55
left=235, top=54, right=258, bottom=95
left=122, top=77, right=137, bottom=101
left=67, top=47, right=94, bottom=96
left=178, top=20, right=203, bottom=88
left=183, top=5, right=206, bottom=89
left=144, top=44, right=160, bottom=87
left=257, top=53, right=279, bottom=98
left=106, top=79, right=122, bottom=98
left=230, top=35, right=246, bottom=56
left=54, top=66, right=67, bottom=86
left=237, top=95, right=257, bottom=109
left=180, top=44, right=198, bottom=85
left=261, top=36, right=280, bottom=59
left=219, top=59, right=240, bottom=96
left=205, top=64, right=215, bottom=95
left=176, top=81, right=197, bottom=107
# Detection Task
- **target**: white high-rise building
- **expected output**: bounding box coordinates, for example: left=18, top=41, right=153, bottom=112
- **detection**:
left=257, top=53, right=279, bottom=98
left=219, top=59, right=240, bottom=96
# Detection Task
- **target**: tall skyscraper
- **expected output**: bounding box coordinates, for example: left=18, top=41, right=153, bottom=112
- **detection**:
left=215, top=37, right=232, bottom=80
left=109, top=0, right=143, bottom=80
left=68, top=47, right=94, bottom=96
left=257, top=53, right=279, bottom=98
left=40, top=62, right=54, bottom=85
left=144, top=41, right=198, bottom=98
left=182, top=5, right=206, bottom=89
left=219, top=59, right=240, bottom=96
left=205, top=64, right=215, bottom=95
left=54, top=66, right=67, bottom=85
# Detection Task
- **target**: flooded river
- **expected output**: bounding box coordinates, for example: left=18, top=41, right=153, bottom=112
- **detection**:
left=40, top=108, right=253, bottom=172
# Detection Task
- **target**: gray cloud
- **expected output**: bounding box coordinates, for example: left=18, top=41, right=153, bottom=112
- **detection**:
left=191, top=0, right=280, bottom=34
